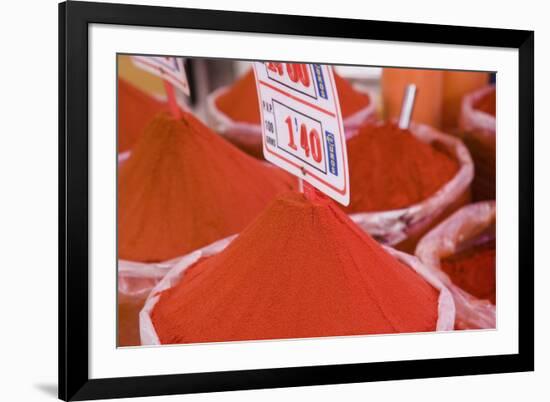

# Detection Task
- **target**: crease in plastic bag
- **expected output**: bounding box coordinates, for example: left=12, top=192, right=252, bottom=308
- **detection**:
left=118, top=151, right=131, bottom=164
left=415, top=201, right=496, bottom=330
left=205, top=84, right=377, bottom=153
left=118, top=257, right=184, bottom=303
left=349, top=122, right=474, bottom=246
left=139, top=235, right=455, bottom=346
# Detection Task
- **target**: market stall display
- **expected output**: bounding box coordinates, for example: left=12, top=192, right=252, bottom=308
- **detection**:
left=415, top=201, right=496, bottom=329
left=115, top=59, right=498, bottom=348
left=140, top=191, right=455, bottom=345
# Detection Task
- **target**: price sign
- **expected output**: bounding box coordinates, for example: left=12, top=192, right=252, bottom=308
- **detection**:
left=131, top=56, right=190, bottom=96
left=253, top=62, right=349, bottom=206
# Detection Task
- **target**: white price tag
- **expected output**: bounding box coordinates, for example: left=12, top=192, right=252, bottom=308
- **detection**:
left=131, top=56, right=190, bottom=96
left=253, top=62, right=349, bottom=206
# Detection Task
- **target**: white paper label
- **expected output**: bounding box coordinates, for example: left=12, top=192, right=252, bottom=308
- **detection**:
left=253, top=62, right=349, bottom=206
left=131, top=56, right=190, bottom=96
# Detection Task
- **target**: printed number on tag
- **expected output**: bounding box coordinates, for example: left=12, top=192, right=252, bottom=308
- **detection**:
left=254, top=62, right=349, bottom=206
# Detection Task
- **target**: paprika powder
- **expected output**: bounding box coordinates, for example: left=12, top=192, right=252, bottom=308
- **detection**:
left=345, top=122, right=459, bottom=213
left=474, top=87, right=496, bottom=116
left=118, top=78, right=169, bottom=153
left=441, top=239, right=496, bottom=304
left=150, top=191, right=444, bottom=345
left=118, top=111, right=296, bottom=263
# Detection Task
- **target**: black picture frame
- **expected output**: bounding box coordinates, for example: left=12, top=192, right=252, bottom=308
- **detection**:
left=59, top=1, right=534, bottom=400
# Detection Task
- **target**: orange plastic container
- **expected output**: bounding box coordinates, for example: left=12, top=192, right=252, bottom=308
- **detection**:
left=381, top=68, right=443, bottom=129
left=442, top=71, right=489, bottom=131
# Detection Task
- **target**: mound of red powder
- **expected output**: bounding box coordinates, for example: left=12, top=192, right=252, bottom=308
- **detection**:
left=441, top=239, right=496, bottom=304
left=345, top=123, right=459, bottom=213
left=118, top=112, right=296, bottom=262
left=118, top=78, right=169, bottom=153
left=215, top=69, right=371, bottom=124
left=151, top=191, right=440, bottom=344
left=473, top=88, right=496, bottom=117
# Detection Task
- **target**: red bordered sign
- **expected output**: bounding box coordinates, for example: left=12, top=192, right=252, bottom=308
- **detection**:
left=253, top=62, right=350, bottom=206
left=131, top=56, right=190, bottom=96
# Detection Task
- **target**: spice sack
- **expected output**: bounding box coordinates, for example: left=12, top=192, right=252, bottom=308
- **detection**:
left=459, top=85, right=496, bottom=201
left=140, top=192, right=455, bottom=345
left=415, top=201, right=496, bottom=330
left=347, top=121, right=474, bottom=252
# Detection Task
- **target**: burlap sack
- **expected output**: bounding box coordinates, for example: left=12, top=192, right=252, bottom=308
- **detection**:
left=415, top=201, right=496, bottom=330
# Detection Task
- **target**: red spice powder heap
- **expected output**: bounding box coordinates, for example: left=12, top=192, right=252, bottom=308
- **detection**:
left=215, top=69, right=371, bottom=124
left=345, top=123, right=459, bottom=213
left=473, top=88, right=496, bottom=117
left=118, top=78, right=169, bottom=153
left=151, top=191, right=440, bottom=344
left=118, top=112, right=296, bottom=262
left=441, top=239, right=496, bottom=304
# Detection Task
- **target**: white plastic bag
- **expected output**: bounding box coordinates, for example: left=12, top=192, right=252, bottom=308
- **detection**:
left=118, top=258, right=182, bottom=302
left=118, top=259, right=186, bottom=346
left=459, top=85, right=495, bottom=139
left=139, top=235, right=455, bottom=346
left=348, top=122, right=474, bottom=252
left=139, top=235, right=237, bottom=345
left=415, top=201, right=496, bottom=330
left=459, top=85, right=496, bottom=201
left=206, top=85, right=377, bottom=158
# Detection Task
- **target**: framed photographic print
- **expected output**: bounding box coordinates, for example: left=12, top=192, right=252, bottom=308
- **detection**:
left=59, top=1, right=534, bottom=400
